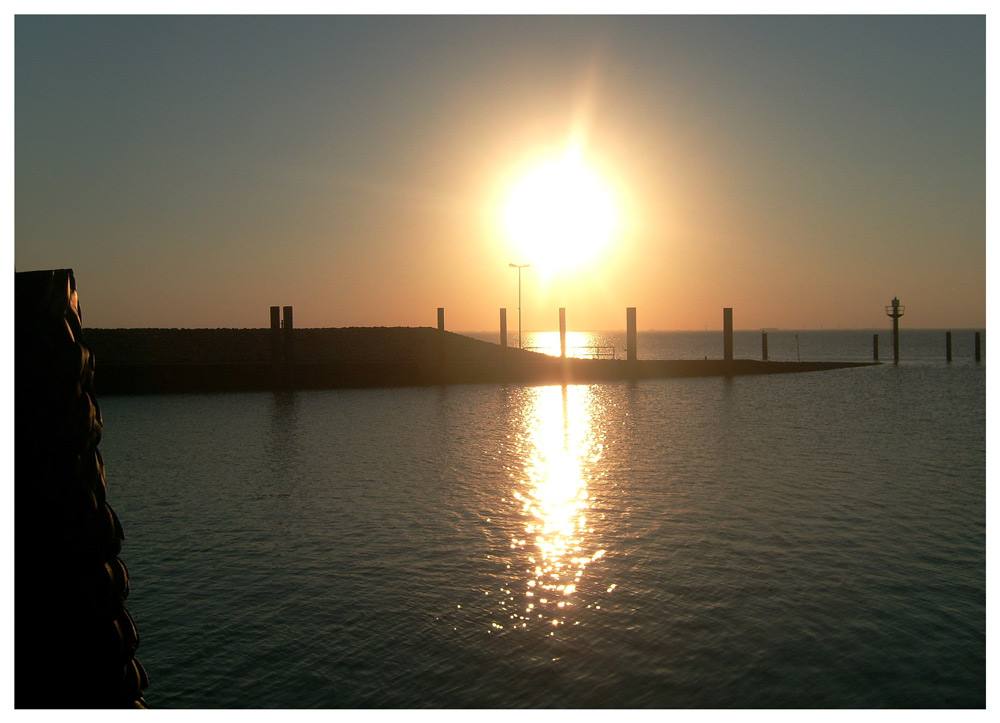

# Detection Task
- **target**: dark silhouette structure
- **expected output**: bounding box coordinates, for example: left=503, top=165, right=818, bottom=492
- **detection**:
left=626, top=307, right=637, bottom=362
left=886, top=297, right=904, bottom=363
left=270, top=305, right=296, bottom=387
left=80, top=303, right=880, bottom=395
left=559, top=307, right=567, bottom=358
left=282, top=306, right=294, bottom=363
left=82, top=324, right=877, bottom=395
left=15, top=270, right=147, bottom=708
left=270, top=306, right=281, bottom=364
left=723, top=307, right=734, bottom=361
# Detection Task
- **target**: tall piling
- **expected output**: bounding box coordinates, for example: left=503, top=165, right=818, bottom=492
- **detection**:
left=873, top=334, right=879, bottom=361
left=270, top=306, right=281, bottom=364
left=437, top=307, right=445, bottom=367
left=627, top=307, right=637, bottom=362
left=975, top=332, right=982, bottom=362
left=559, top=308, right=567, bottom=358
left=761, top=331, right=769, bottom=361
left=282, top=306, right=294, bottom=363
left=946, top=331, right=952, bottom=362
left=500, top=308, right=507, bottom=349
left=723, top=308, right=733, bottom=361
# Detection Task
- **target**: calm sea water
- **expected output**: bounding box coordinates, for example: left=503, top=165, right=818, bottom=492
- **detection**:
left=99, top=330, right=985, bottom=708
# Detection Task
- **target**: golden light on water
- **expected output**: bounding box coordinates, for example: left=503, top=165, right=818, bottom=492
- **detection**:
left=497, top=384, right=609, bottom=633
left=524, top=330, right=598, bottom=358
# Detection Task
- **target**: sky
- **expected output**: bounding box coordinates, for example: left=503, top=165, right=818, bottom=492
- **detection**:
left=13, top=12, right=987, bottom=331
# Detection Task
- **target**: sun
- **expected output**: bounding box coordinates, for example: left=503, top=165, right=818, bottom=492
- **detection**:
left=500, top=148, right=621, bottom=273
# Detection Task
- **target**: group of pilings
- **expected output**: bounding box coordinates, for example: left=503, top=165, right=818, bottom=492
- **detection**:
left=437, top=305, right=723, bottom=361
left=944, top=331, right=983, bottom=361
left=271, top=304, right=983, bottom=366
left=435, top=305, right=984, bottom=364
left=270, top=305, right=294, bottom=364
left=439, top=305, right=643, bottom=361
left=944, top=330, right=983, bottom=362
left=269, top=305, right=297, bottom=387
left=870, top=330, right=983, bottom=363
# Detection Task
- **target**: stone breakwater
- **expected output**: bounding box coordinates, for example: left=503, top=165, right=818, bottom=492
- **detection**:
left=83, top=327, right=877, bottom=395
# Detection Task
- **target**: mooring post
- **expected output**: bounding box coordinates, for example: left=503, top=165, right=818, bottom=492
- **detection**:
left=437, top=307, right=445, bottom=368
left=270, top=306, right=281, bottom=365
left=975, top=332, right=981, bottom=362
left=873, top=334, right=879, bottom=361
left=723, top=308, right=733, bottom=361
left=559, top=307, right=567, bottom=358
left=500, top=308, right=507, bottom=349
left=626, top=307, right=637, bottom=362
left=946, top=331, right=953, bottom=362
left=761, top=331, right=769, bottom=361
left=282, top=306, right=294, bottom=364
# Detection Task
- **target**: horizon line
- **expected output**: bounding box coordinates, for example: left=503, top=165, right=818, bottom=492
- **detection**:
left=81, top=326, right=988, bottom=333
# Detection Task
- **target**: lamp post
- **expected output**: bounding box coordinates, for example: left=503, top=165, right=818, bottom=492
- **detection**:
left=509, top=263, right=530, bottom=349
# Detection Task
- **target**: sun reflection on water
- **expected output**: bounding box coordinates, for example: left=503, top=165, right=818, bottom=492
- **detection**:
left=522, top=330, right=618, bottom=359
left=497, top=384, right=609, bottom=633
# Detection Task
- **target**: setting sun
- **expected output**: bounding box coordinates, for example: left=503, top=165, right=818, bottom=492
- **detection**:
left=500, top=147, right=621, bottom=273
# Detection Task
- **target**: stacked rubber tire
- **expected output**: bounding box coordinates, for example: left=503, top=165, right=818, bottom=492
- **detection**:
left=15, top=270, right=148, bottom=708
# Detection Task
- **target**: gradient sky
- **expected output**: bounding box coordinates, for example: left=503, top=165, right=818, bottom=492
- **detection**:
left=15, top=14, right=986, bottom=331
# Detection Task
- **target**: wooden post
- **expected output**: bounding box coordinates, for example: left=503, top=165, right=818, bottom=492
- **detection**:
left=500, top=308, right=507, bottom=349
left=282, top=306, right=293, bottom=364
left=723, top=308, right=733, bottom=361
left=761, top=331, right=769, bottom=361
left=873, top=334, right=879, bottom=361
left=946, top=331, right=952, bottom=362
left=626, top=307, right=637, bottom=362
left=437, top=307, right=445, bottom=368
left=559, top=308, right=567, bottom=358
left=975, top=332, right=981, bottom=362
left=270, top=306, right=281, bottom=364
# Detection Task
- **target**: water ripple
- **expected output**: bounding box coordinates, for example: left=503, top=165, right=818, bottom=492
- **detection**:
left=100, top=342, right=984, bottom=707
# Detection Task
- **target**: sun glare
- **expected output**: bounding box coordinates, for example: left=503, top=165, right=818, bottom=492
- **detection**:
left=501, top=148, right=621, bottom=273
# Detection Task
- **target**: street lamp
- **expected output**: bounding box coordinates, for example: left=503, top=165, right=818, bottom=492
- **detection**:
left=509, top=263, right=530, bottom=349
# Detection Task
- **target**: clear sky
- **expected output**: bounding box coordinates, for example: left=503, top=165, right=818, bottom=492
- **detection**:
left=14, top=13, right=986, bottom=331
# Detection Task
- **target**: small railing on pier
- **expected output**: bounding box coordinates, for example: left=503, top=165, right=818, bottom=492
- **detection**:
left=525, top=345, right=617, bottom=359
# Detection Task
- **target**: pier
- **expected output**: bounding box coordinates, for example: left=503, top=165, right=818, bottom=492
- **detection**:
left=68, top=299, right=987, bottom=396
left=85, top=322, right=877, bottom=395
left=27, top=270, right=958, bottom=396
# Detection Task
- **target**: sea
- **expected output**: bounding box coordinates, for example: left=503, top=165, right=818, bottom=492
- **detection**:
left=97, top=329, right=986, bottom=708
